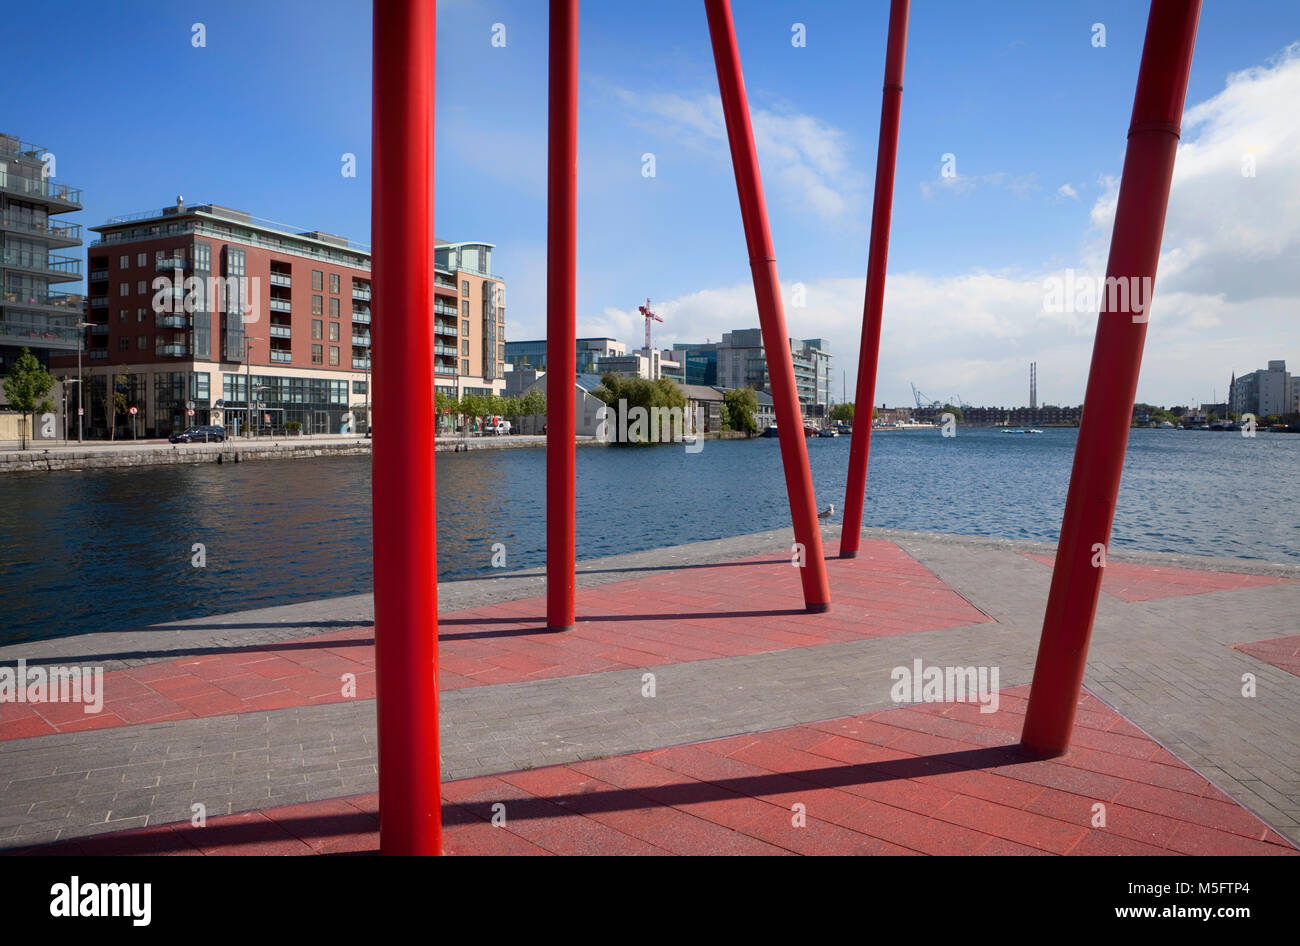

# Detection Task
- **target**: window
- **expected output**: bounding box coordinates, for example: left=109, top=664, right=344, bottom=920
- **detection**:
left=329, top=346, right=339, bottom=366
left=312, top=319, right=323, bottom=340
left=119, top=255, right=129, bottom=268
left=312, top=295, right=322, bottom=316
left=461, top=280, right=469, bottom=297
left=462, top=319, right=470, bottom=335
left=461, top=359, right=470, bottom=376
left=118, top=310, right=127, bottom=323
left=138, top=308, right=146, bottom=322
left=194, top=242, right=211, bottom=273
left=312, top=270, right=323, bottom=290
left=312, top=344, right=323, bottom=365
left=155, top=250, right=165, bottom=262
left=137, top=253, right=147, bottom=266
left=353, top=380, right=368, bottom=395
left=329, top=323, right=340, bottom=341
left=136, top=280, right=146, bottom=294
left=119, top=283, right=129, bottom=297
left=329, top=298, right=339, bottom=318
left=461, top=340, right=469, bottom=356
left=461, top=300, right=469, bottom=317
left=118, top=337, right=128, bottom=351
left=329, top=273, right=340, bottom=293
left=137, top=335, right=148, bottom=350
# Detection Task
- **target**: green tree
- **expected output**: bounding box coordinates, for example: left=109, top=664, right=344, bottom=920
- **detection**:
left=3, top=348, right=55, bottom=450
left=829, top=402, right=854, bottom=423
left=722, top=387, right=759, bottom=436
left=105, top=373, right=129, bottom=440
left=592, top=373, right=688, bottom=445
left=940, top=403, right=964, bottom=423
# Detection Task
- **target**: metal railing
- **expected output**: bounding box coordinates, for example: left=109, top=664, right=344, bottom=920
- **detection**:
left=352, top=311, right=370, bottom=324
left=269, top=272, right=292, bottom=287
left=155, top=314, right=187, bottom=329
left=1, top=289, right=82, bottom=310
left=1, top=250, right=81, bottom=277
left=352, top=287, right=371, bottom=301
left=269, top=325, right=292, bottom=338
left=352, top=335, right=370, bottom=347
left=0, top=173, right=82, bottom=205
left=0, top=215, right=81, bottom=242
left=268, top=298, right=291, bottom=313
left=155, top=257, right=185, bottom=271
left=270, top=350, right=292, bottom=363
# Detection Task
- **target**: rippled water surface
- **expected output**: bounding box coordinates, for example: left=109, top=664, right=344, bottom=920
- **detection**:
left=1, top=428, right=1295, bottom=643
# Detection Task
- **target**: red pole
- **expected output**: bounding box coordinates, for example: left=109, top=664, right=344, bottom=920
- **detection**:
left=546, top=0, right=578, bottom=632
left=705, top=0, right=830, bottom=613
left=1021, top=0, right=1201, bottom=756
left=840, top=0, right=909, bottom=559
left=371, top=0, right=442, bottom=854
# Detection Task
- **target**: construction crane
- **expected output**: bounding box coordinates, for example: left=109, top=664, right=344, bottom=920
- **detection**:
left=638, top=298, right=662, bottom=351
left=910, top=383, right=941, bottom=410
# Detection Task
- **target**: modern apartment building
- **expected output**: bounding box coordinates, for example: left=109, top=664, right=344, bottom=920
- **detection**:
left=433, top=240, right=506, bottom=403
left=504, top=337, right=624, bottom=375
left=1231, top=360, right=1297, bottom=418
left=713, top=329, right=833, bottom=417
left=50, top=200, right=506, bottom=438
left=0, top=134, right=83, bottom=377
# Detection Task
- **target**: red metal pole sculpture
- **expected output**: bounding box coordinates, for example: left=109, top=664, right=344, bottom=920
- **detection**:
left=840, top=0, right=909, bottom=559
left=547, top=0, right=579, bottom=631
left=1021, top=0, right=1201, bottom=756
left=705, top=0, right=831, bottom=612
left=371, top=0, right=442, bottom=853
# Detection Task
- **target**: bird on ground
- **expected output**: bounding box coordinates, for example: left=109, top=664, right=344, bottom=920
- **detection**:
left=819, top=504, right=834, bottom=519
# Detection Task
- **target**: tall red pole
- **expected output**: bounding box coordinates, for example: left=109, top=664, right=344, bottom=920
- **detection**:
left=705, top=0, right=830, bottom=613
left=371, top=0, right=442, bottom=854
left=546, top=0, right=578, bottom=632
left=840, top=0, right=909, bottom=559
left=1021, top=0, right=1200, bottom=756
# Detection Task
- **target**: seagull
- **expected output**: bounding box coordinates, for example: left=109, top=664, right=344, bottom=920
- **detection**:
left=819, top=504, right=835, bottom=519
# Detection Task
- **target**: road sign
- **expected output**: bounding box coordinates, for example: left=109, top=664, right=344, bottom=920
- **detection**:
left=187, top=409, right=195, bottom=417
left=185, top=400, right=195, bottom=410
left=129, top=406, right=138, bottom=415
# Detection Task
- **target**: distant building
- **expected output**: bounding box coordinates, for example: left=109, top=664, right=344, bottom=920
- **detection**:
left=1231, top=360, right=1295, bottom=417
left=712, top=329, right=832, bottom=417
left=504, top=337, right=624, bottom=375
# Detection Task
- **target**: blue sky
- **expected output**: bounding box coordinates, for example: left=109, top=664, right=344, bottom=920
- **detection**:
left=8, top=0, right=1299, bottom=407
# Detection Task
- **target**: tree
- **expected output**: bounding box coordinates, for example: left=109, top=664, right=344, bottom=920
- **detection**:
left=592, top=373, right=688, bottom=445
left=722, top=387, right=759, bottom=436
left=940, top=403, right=964, bottom=423
left=829, top=402, right=854, bottom=423
left=3, top=348, right=54, bottom=450
left=104, top=373, right=129, bottom=440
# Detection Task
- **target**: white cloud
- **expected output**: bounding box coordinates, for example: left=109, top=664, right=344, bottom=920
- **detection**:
left=1057, top=183, right=1078, bottom=199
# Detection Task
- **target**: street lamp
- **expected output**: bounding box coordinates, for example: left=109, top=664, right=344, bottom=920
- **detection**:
left=244, top=336, right=263, bottom=438
left=74, top=320, right=92, bottom=443
left=365, top=350, right=371, bottom=435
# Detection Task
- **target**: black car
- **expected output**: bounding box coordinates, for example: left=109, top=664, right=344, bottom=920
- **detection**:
left=170, top=425, right=226, bottom=444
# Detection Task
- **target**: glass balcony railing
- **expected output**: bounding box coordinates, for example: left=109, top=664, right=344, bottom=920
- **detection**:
left=352, top=286, right=371, bottom=301
left=156, top=343, right=187, bottom=357
left=0, top=319, right=81, bottom=347
left=270, top=350, right=292, bottom=363
left=1, top=289, right=82, bottom=311
left=352, top=335, right=369, bottom=347
left=0, top=214, right=82, bottom=243
left=435, top=343, right=457, bottom=357
left=88, top=349, right=108, bottom=360
left=434, top=321, right=457, bottom=338
left=352, top=311, right=370, bottom=324
left=155, top=314, right=187, bottom=329
left=91, top=324, right=109, bottom=335
left=269, top=325, right=292, bottom=338
left=268, top=298, right=291, bottom=313
left=0, top=173, right=81, bottom=205
left=155, top=257, right=185, bottom=271
left=2, top=250, right=81, bottom=276
left=434, top=365, right=458, bottom=378
left=89, top=269, right=108, bottom=281
left=352, top=357, right=369, bottom=369
left=269, top=273, right=292, bottom=287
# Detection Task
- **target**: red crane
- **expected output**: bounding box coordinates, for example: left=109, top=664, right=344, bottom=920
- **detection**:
left=638, top=297, right=662, bottom=351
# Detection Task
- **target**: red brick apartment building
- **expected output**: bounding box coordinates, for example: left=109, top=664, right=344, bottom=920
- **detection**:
left=52, top=199, right=506, bottom=438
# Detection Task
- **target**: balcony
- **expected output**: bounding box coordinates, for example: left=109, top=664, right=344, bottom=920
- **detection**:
left=89, top=269, right=108, bottom=282
left=435, top=273, right=456, bottom=289
left=269, top=272, right=292, bottom=288
left=88, top=349, right=108, bottom=360
left=435, top=343, right=457, bottom=357
left=270, top=350, right=292, bottom=363
left=269, top=324, right=292, bottom=339
left=352, top=285, right=371, bottom=301
left=156, top=343, right=187, bottom=358
left=433, top=302, right=457, bottom=318
left=435, top=365, right=458, bottom=378
left=352, top=305, right=370, bottom=323
left=352, top=334, right=370, bottom=348
left=2, top=250, right=81, bottom=281
left=155, top=257, right=185, bottom=272
left=268, top=298, right=291, bottom=313
left=1, top=289, right=82, bottom=313
left=434, top=320, right=457, bottom=339
left=91, top=324, right=109, bottom=335
left=0, top=172, right=82, bottom=208
left=90, top=295, right=107, bottom=308
left=0, top=215, right=82, bottom=247
left=352, top=357, right=370, bottom=369
left=155, top=314, right=186, bottom=329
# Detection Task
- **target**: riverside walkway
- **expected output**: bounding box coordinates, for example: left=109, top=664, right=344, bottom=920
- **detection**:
left=1, top=526, right=1297, bottom=855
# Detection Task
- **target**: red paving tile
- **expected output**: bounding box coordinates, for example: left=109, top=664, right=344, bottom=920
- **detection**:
left=1023, top=552, right=1291, bottom=602
left=0, top=541, right=991, bottom=740
left=1234, top=634, right=1300, bottom=677
left=22, top=685, right=1295, bottom=857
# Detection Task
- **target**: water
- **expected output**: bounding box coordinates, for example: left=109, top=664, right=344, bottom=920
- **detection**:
left=1, top=428, right=1296, bottom=644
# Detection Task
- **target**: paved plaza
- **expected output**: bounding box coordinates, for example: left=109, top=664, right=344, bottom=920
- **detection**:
left=2, top=525, right=1297, bottom=855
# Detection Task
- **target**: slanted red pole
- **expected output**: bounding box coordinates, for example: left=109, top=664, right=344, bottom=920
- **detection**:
left=705, top=0, right=830, bottom=613
left=840, top=0, right=909, bottom=559
left=1021, top=0, right=1200, bottom=756
left=546, top=0, right=578, bottom=631
left=371, top=0, right=441, bottom=855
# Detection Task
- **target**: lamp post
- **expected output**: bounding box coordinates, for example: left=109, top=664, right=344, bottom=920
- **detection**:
left=244, top=336, right=262, bottom=438
left=74, top=320, right=92, bottom=443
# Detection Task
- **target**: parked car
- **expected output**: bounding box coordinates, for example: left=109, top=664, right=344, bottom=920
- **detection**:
left=487, top=417, right=511, bottom=435
left=169, top=425, right=226, bottom=443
